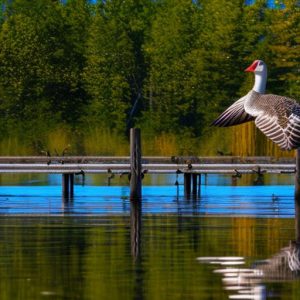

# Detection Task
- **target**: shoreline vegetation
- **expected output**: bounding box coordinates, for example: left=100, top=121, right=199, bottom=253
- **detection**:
left=0, top=0, right=298, bottom=157
left=0, top=124, right=294, bottom=158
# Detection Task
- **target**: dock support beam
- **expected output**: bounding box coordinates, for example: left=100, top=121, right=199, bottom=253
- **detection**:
left=295, top=149, right=300, bottom=242
left=184, top=173, right=200, bottom=198
left=184, top=173, right=191, bottom=197
left=130, top=128, right=142, bottom=200
left=192, top=174, right=198, bottom=196
left=62, top=173, right=74, bottom=199
left=69, top=173, right=74, bottom=197
left=198, top=174, right=201, bottom=197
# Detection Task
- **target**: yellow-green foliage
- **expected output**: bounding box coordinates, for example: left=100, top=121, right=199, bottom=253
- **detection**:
left=46, top=127, right=72, bottom=156
left=0, top=124, right=296, bottom=157
left=142, top=133, right=177, bottom=156
left=229, top=123, right=294, bottom=158
left=0, top=137, right=32, bottom=155
left=83, top=127, right=128, bottom=155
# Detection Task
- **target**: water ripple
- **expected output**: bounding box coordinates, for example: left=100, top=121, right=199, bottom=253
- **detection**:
left=0, top=185, right=295, bottom=217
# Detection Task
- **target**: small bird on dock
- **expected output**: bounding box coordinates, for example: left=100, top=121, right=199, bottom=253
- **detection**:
left=212, top=60, right=300, bottom=150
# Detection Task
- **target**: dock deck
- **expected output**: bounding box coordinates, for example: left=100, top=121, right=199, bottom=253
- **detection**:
left=0, top=156, right=295, bottom=174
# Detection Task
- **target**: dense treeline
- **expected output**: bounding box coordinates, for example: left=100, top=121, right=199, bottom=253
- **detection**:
left=0, top=0, right=299, bottom=155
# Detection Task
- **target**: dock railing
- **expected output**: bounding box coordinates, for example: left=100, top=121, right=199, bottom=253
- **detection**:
left=0, top=155, right=296, bottom=174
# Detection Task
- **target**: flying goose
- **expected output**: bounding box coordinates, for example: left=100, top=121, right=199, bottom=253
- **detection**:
left=212, top=60, right=300, bottom=150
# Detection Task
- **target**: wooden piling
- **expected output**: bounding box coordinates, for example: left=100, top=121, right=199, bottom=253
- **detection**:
left=62, top=173, right=74, bottom=199
left=130, top=128, right=142, bottom=200
left=295, top=149, right=300, bottom=242
left=62, top=174, right=70, bottom=198
left=192, top=174, right=198, bottom=196
left=69, top=173, right=74, bottom=198
left=184, top=173, right=191, bottom=197
left=198, top=174, right=201, bottom=197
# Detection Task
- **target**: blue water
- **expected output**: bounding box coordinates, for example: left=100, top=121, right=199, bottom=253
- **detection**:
left=0, top=183, right=294, bottom=217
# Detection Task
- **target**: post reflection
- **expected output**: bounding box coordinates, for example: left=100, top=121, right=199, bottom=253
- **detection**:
left=130, top=199, right=144, bottom=300
left=130, top=199, right=142, bottom=260
left=62, top=197, right=74, bottom=214
left=295, top=193, right=300, bottom=242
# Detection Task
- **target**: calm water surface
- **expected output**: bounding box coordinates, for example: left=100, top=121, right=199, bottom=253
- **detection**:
left=0, top=173, right=299, bottom=299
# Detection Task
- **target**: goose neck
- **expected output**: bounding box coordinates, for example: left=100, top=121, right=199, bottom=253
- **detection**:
left=253, top=71, right=267, bottom=94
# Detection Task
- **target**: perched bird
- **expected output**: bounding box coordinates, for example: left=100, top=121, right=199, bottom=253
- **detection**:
left=212, top=60, right=300, bottom=150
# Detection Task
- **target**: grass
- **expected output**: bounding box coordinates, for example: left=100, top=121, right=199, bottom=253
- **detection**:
left=0, top=136, right=32, bottom=155
left=46, top=127, right=73, bottom=156
left=0, top=124, right=296, bottom=157
left=142, top=132, right=178, bottom=156
left=83, top=127, right=129, bottom=156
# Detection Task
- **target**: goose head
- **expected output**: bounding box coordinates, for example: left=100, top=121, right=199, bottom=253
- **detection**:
left=245, top=60, right=267, bottom=94
left=245, top=60, right=267, bottom=73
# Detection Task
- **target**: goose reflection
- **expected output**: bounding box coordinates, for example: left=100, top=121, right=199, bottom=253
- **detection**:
left=254, top=240, right=300, bottom=279
left=197, top=241, right=300, bottom=300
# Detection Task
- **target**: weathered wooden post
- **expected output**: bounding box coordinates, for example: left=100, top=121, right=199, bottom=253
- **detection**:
left=130, top=128, right=142, bottom=200
left=295, top=149, right=300, bottom=242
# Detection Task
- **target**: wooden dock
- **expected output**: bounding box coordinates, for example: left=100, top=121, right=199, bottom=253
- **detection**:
left=0, top=155, right=296, bottom=198
left=0, top=156, right=296, bottom=174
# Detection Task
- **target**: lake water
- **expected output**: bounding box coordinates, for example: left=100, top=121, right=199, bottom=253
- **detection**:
left=0, top=173, right=299, bottom=299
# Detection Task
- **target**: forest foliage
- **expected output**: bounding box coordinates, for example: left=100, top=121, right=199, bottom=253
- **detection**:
left=0, top=0, right=299, bottom=155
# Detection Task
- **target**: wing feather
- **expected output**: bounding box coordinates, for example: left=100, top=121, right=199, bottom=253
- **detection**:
left=255, top=104, right=300, bottom=150
left=255, top=115, right=287, bottom=148
left=212, top=97, right=254, bottom=127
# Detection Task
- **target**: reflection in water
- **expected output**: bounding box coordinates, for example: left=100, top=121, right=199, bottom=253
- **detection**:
left=198, top=241, right=300, bottom=299
left=295, top=194, right=300, bottom=242
left=255, top=241, right=300, bottom=278
left=62, top=197, right=74, bottom=214
left=0, top=216, right=299, bottom=299
left=197, top=199, right=300, bottom=299
left=131, top=200, right=142, bottom=260
left=130, top=200, right=144, bottom=300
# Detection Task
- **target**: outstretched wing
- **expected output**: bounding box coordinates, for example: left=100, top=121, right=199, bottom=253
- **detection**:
left=212, top=96, right=254, bottom=127
left=254, top=94, right=300, bottom=150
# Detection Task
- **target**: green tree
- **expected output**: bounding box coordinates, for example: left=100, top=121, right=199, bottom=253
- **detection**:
left=142, top=0, right=246, bottom=137
left=266, top=0, right=300, bottom=98
left=83, top=0, right=153, bottom=134
left=141, top=0, right=202, bottom=136
left=0, top=0, right=91, bottom=145
left=0, top=11, right=55, bottom=139
left=191, top=0, right=246, bottom=125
